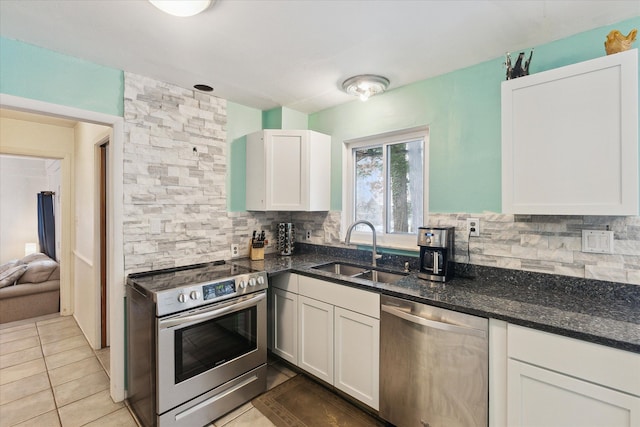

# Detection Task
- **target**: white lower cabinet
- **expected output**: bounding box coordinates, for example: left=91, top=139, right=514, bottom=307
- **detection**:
left=272, top=274, right=640, bottom=422
left=297, top=275, right=380, bottom=410
left=334, top=306, right=379, bottom=409
left=298, top=295, right=334, bottom=384
left=269, top=273, right=299, bottom=363
left=271, top=273, right=380, bottom=410
left=508, top=359, right=639, bottom=426
left=271, top=288, right=298, bottom=365
left=506, top=325, right=640, bottom=427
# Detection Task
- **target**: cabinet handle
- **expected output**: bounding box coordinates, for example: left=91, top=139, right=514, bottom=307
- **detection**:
left=160, top=292, right=265, bottom=329
left=381, top=304, right=486, bottom=338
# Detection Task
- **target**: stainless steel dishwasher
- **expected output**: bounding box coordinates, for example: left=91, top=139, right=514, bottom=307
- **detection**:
left=380, top=294, right=488, bottom=427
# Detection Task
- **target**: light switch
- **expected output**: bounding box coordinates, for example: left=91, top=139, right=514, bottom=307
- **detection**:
left=581, top=230, right=614, bottom=254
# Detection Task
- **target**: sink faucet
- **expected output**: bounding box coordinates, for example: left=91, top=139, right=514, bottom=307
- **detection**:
left=344, top=220, right=383, bottom=267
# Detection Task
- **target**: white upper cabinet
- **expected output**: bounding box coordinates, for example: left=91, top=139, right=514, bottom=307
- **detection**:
left=502, top=49, right=638, bottom=215
left=246, top=129, right=331, bottom=211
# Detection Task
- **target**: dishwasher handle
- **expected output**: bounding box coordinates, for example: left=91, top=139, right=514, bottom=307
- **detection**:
left=381, top=303, right=487, bottom=338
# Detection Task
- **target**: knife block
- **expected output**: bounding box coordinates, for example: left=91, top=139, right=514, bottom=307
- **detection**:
left=250, top=241, right=264, bottom=260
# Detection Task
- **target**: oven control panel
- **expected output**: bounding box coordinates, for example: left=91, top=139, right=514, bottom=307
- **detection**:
left=203, top=279, right=236, bottom=301
left=156, top=271, right=268, bottom=316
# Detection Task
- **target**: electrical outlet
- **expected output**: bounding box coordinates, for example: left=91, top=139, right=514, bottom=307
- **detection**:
left=230, top=243, right=239, bottom=257
left=467, top=218, right=480, bottom=237
left=306, top=230, right=311, bottom=240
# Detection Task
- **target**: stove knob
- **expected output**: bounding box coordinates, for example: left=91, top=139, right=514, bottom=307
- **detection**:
left=257, top=276, right=265, bottom=285
left=177, top=293, right=188, bottom=303
left=189, top=291, right=201, bottom=300
left=238, top=280, right=247, bottom=289
left=249, top=278, right=257, bottom=287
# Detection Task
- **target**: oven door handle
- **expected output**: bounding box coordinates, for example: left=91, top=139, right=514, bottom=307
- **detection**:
left=159, top=291, right=266, bottom=330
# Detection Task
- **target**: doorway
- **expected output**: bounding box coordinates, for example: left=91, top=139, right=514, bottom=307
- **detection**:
left=0, top=155, right=61, bottom=265
left=0, top=93, right=126, bottom=402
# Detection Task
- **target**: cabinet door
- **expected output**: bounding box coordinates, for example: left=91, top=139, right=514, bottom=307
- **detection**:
left=298, top=295, right=333, bottom=384
left=265, top=131, right=308, bottom=210
left=272, top=288, right=298, bottom=365
left=334, top=307, right=379, bottom=410
left=502, top=49, right=638, bottom=215
left=508, top=359, right=640, bottom=427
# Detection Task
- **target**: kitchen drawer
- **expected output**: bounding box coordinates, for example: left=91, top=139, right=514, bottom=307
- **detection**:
left=508, top=324, right=640, bottom=396
left=298, top=275, right=379, bottom=319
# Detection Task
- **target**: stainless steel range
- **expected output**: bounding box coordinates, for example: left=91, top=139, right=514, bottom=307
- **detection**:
left=126, top=261, right=268, bottom=427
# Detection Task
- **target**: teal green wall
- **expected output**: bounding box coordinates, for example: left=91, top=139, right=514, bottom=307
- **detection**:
left=281, top=107, right=308, bottom=129
left=262, top=108, right=283, bottom=129
left=262, top=107, right=309, bottom=129
left=227, top=101, right=263, bottom=211
left=309, top=17, right=640, bottom=212
left=4, top=16, right=637, bottom=215
left=0, top=38, right=124, bottom=116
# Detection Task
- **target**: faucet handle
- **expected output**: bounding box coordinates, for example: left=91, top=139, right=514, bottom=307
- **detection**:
left=374, top=252, right=383, bottom=260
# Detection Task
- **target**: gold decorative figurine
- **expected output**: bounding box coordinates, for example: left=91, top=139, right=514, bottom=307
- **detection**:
left=604, top=29, right=637, bottom=55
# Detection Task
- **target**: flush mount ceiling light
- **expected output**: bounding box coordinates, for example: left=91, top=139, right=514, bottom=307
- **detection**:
left=149, top=0, right=214, bottom=17
left=342, top=74, right=390, bottom=101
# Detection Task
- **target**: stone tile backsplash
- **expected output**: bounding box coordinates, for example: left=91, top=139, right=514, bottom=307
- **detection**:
left=424, top=213, right=640, bottom=285
left=123, top=72, right=319, bottom=272
left=123, top=73, right=638, bottom=285
left=295, top=212, right=640, bottom=285
left=123, top=72, right=232, bottom=272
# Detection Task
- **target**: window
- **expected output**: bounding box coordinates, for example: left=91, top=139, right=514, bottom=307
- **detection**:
left=344, top=127, right=428, bottom=248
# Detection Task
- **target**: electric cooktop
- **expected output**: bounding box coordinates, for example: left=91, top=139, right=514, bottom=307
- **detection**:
left=127, top=261, right=256, bottom=295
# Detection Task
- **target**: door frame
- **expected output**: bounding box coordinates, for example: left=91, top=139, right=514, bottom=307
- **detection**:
left=99, top=142, right=108, bottom=348
left=0, top=93, right=126, bottom=402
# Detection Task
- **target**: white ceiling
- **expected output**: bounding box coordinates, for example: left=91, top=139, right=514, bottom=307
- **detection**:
left=1, top=1, right=638, bottom=114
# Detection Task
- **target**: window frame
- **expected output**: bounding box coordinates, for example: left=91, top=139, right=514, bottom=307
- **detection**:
left=342, top=126, right=429, bottom=250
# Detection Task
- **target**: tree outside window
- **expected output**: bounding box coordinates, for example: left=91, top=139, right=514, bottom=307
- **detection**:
left=352, top=134, right=424, bottom=236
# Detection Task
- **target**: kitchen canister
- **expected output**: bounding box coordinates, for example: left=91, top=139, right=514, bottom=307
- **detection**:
left=278, top=223, right=295, bottom=256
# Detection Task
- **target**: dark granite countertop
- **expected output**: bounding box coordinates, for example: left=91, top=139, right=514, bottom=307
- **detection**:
left=229, top=247, right=640, bottom=354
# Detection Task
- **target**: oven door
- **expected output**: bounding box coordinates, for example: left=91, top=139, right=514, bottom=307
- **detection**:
left=157, top=290, right=267, bottom=414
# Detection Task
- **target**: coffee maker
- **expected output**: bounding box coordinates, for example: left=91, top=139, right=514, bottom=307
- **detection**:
left=417, top=227, right=454, bottom=282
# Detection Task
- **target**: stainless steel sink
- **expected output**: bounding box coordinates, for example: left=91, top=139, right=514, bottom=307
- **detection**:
left=357, top=269, right=407, bottom=284
left=311, top=262, right=408, bottom=284
left=312, top=262, right=369, bottom=276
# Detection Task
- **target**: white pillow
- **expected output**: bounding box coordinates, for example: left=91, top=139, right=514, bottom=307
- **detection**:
left=18, top=259, right=59, bottom=284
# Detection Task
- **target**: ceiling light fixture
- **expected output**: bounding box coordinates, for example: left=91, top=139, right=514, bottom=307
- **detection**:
left=342, top=74, right=390, bottom=101
left=149, top=0, right=214, bottom=17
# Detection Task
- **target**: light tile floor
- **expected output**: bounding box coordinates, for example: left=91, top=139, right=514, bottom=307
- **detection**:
left=0, top=314, right=296, bottom=427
